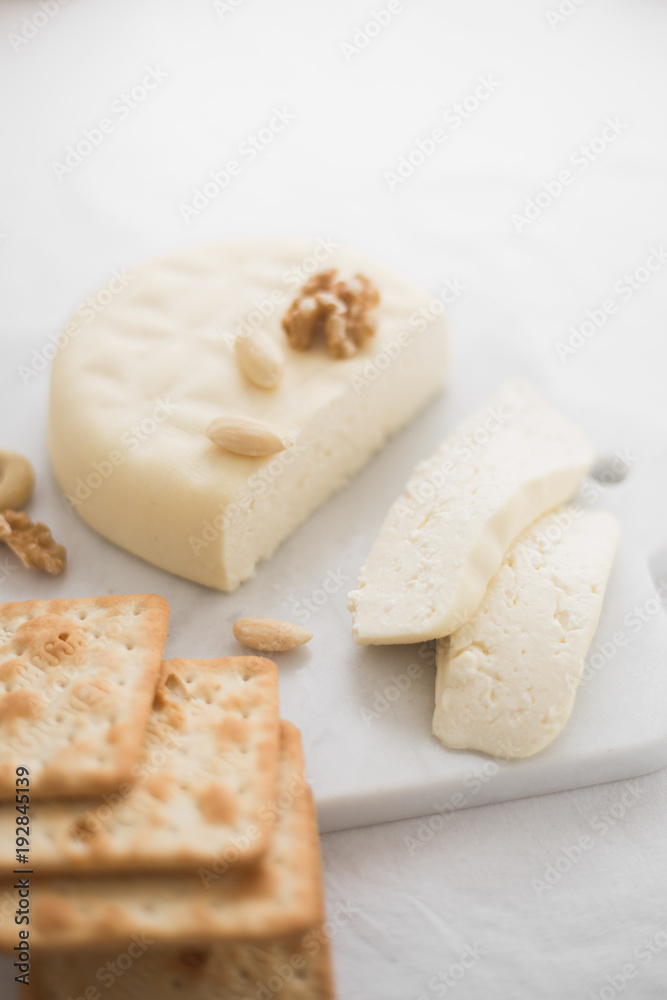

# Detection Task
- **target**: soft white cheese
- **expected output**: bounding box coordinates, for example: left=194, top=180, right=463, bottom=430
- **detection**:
left=49, top=241, right=448, bottom=590
left=348, top=381, right=594, bottom=644
left=432, top=508, right=619, bottom=758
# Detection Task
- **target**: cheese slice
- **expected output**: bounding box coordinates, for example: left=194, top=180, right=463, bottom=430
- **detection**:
left=49, top=241, right=448, bottom=591
left=432, top=508, right=619, bottom=758
left=348, top=381, right=594, bottom=644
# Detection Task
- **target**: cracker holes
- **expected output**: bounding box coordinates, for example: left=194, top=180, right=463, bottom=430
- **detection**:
left=178, top=946, right=209, bottom=970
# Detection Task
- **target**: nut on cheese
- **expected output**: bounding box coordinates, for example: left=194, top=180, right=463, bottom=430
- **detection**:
left=49, top=241, right=448, bottom=591
left=432, top=508, right=619, bottom=758
left=348, top=381, right=594, bottom=644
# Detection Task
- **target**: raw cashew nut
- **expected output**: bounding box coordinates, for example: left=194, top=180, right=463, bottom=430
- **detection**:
left=0, top=451, right=35, bottom=510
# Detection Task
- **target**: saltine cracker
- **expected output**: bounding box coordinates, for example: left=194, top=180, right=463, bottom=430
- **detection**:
left=1, top=723, right=321, bottom=950
left=0, top=594, right=169, bottom=799
left=0, top=656, right=280, bottom=873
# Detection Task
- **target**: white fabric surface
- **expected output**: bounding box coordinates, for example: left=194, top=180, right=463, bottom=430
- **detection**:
left=1, top=0, right=667, bottom=997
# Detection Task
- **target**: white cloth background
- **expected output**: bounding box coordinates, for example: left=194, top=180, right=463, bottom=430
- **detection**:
left=1, top=0, right=667, bottom=997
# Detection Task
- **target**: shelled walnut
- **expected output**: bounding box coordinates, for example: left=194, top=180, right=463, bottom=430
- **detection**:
left=282, top=269, right=380, bottom=359
left=0, top=510, right=67, bottom=575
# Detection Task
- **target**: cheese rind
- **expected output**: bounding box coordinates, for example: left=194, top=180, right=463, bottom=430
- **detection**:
left=348, top=381, right=594, bottom=644
left=432, top=508, right=619, bottom=758
left=48, top=241, right=448, bottom=591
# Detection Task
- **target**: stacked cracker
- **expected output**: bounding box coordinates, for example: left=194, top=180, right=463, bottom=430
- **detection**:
left=0, top=595, right=333, bottom=999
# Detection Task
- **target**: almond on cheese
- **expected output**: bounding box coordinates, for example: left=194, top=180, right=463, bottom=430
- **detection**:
left=49, top=241, right=448, bottom=592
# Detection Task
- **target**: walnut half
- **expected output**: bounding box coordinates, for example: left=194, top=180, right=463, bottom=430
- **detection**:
left=282, top=269, right=380, bottom=359
left=0, top=510, right=67, bottom=575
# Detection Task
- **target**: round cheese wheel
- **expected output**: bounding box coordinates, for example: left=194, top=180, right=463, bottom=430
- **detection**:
left=49, top=240, right=448, bottom=590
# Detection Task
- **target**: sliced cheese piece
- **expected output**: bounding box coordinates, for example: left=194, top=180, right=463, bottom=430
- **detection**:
left=49, top=241, right=448, bottom=591
left=432, top=508, right=619, bottom=758
left=348, top=381, right=594, bottom=644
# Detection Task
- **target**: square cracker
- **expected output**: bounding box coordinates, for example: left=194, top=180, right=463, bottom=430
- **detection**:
left=30, top=930, right=335, bottom=999
left=0, top=594, right=169, bottom=799
left=1, top=722, right=322, bottom=950
left=0, top=656, right=280, bottom=874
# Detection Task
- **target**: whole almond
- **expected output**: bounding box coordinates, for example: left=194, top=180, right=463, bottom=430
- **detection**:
left=235, top=331, right=285, bottom=390
left=0, top=450, right=35, bottom=511
left=233, top=617, right=313, bottom=652
left=207, top=416, right=293, bottom=457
